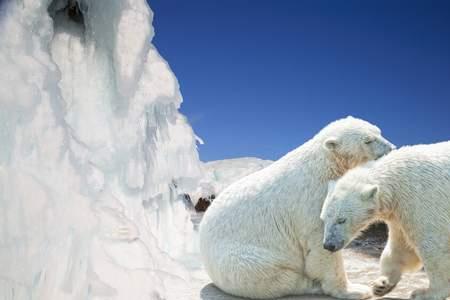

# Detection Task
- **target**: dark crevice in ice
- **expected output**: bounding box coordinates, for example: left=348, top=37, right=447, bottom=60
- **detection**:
left=48, top=0, right=87, bottom=32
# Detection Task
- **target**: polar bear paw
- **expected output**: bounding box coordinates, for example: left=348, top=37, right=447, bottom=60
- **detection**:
left=334, top=283, right=372, bottom=300
left=372, top=276, right=397, bottom=296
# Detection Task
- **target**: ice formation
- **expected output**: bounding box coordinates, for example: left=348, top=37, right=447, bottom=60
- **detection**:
left=0, top=0, right=204, bottom=299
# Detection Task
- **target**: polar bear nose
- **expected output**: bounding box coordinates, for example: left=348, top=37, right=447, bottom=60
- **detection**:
left=323, top=242, right=338, bottom=252
left=388, top=142, right=396, bottom=151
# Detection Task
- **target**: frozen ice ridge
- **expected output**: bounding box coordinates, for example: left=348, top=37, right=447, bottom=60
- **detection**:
left=0, top=0, right=204, bottom=299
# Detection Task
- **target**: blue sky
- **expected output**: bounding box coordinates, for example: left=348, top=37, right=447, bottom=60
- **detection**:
left=150, top=0, right=450, bottom=162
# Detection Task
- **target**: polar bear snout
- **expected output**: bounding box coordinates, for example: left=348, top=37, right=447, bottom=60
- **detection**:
left=323, top=235, right=345, bottom=252
left=382, top=139, right=396, bottom=154
left=323, top=222, right=347, bottom=252
left=388, top=141, right=396, bottom=151
left=373, top=138, right=396, bottom=159
left=323, top=241, right=339, bottom=252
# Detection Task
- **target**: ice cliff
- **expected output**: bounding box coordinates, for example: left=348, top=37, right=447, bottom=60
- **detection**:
left=0, top=0, right=204, bottom=299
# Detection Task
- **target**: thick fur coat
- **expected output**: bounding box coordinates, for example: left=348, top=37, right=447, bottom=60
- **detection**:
left=200, top=117, right=394, bottom=299
left=321, top=141, right=450, bottom=300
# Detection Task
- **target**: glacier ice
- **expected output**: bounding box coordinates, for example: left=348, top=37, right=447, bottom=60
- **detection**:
left=0, top=0, right=205, bottom=299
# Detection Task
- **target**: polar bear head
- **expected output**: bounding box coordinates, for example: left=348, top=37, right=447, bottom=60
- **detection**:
left=320, top=167, right=379, bottom=252
left=320, top=116, right=395, bottom=173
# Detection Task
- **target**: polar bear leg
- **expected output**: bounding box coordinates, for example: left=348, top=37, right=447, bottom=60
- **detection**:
left=216, top=245, right=318, bottom=299
left=411, top=239, right=450, bottom=300
left=373, top=224, right=422, bottom=296
left=304, top=237, right=371, bottom=299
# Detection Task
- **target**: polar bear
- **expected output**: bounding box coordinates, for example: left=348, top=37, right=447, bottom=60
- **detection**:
left=321, top=142, right=450, bottom=300
left=199, top=116, right=395, bottom=299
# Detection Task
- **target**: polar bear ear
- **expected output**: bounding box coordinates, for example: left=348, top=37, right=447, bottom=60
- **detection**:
left=323, top=137, right=339, bottom=151
left=362, top=185, right=378, bottom=201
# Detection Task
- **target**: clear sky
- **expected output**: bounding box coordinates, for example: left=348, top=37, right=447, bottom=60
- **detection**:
left=149, top=0, right=450, bottom=162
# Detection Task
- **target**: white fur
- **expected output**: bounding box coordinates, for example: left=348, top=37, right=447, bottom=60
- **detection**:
left=321, top=141, right=450, bottom=300
left=199, top=116, right=394, bottom=299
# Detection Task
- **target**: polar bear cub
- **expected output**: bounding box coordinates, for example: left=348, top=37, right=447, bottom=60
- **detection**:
left=321, top=141, right=450, bottom=300
left=199, top=116, right=394, bottom=299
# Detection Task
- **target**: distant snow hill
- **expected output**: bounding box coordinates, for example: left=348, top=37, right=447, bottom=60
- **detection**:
left=189, top=157, right=273, bottom=211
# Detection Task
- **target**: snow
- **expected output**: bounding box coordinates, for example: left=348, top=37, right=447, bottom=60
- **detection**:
left=191, top=157, right=272, bottom=204
left=0, top=0, right=204, bottom=299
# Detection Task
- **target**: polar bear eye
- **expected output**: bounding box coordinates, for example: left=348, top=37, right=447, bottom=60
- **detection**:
left=336, top=218, right=347, bottom=224
left=364, top=139, right=374, bottom=144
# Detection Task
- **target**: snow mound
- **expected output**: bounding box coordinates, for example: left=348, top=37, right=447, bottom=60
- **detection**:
left=191, top=158, right=272, bottom=207
left=0, top=0, right=203, bottom=299
left=203, top=157, right=272, bottom=195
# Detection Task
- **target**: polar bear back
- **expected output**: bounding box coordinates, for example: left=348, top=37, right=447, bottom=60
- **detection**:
left=341, top=141, right=450, bottom=230
left=201, top=140, right=329, bottom=247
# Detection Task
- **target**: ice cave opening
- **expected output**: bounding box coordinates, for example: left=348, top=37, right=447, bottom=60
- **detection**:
left=48, top=0, right=86, bottom=29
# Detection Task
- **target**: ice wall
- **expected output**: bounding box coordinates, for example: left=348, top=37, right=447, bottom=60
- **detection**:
left=0, top=0, right=204, bottom=299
